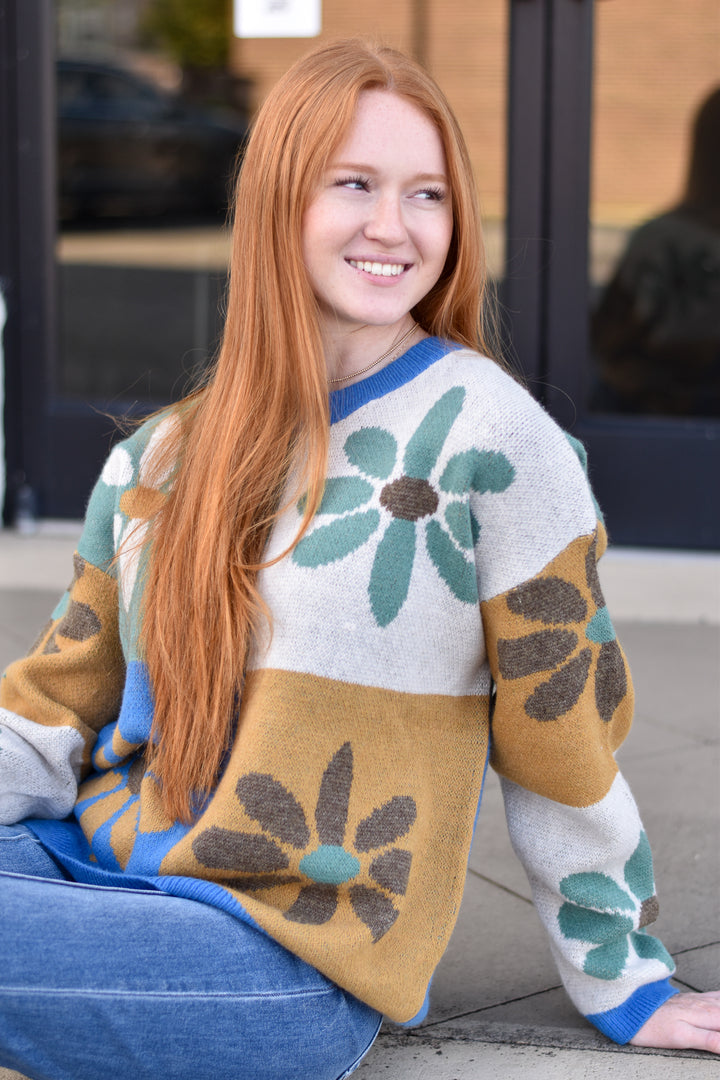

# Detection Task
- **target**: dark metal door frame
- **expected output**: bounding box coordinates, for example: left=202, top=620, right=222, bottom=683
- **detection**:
left=503, top=0, right=548, bottom=387
left=1, top=0, right=147, bottom=521
left=0, top=0, right=56, bottom=523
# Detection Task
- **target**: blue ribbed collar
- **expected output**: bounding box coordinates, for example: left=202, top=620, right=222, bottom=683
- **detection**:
left=329, top=336, right=461, bottom=424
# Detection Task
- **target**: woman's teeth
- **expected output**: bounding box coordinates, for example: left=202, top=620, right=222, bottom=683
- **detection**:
left=348, top=260, right=405, bottom=277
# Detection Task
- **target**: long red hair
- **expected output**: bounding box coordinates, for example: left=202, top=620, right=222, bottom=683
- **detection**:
left=141, top=38, right=496, bottom=821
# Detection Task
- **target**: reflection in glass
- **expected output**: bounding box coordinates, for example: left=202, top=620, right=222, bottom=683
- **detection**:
left=590, top=87, right=720, bottom=417
left=56, top=0, right=248, bottom=404
left=57, top=58, right=246, bottom=222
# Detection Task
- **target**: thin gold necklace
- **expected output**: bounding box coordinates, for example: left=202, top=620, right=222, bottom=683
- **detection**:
left=329, top=323, right=419, bottom=385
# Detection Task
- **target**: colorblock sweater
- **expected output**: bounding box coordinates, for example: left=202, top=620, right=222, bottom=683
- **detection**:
left=0, top=338, right=676, bottom=1038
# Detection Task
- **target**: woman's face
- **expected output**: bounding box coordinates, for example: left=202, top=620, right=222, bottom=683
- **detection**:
left=302, top=90, right=454, bottom=338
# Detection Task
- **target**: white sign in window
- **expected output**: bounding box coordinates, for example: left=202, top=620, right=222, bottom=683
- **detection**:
left=234, top=0, right=321, bottom=38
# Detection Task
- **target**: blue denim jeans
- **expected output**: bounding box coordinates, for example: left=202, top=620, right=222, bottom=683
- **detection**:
left=0, top=825, right=382, bottom=1080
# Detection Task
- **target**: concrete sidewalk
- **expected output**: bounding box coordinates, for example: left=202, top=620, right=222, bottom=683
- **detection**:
left=0, top=526, right=718, bottom=1079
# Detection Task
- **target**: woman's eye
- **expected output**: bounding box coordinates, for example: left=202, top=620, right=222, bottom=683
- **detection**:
left=335, top=176, right=369, bottom=191
left=415, top=187, right=446, bottom=201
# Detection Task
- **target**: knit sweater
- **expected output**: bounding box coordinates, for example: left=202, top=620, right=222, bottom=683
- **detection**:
left=0, top=337, right=676, bottom=1037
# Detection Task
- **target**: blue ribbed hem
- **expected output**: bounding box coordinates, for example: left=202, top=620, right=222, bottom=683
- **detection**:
left=398, top=985, right=431, bottom=1027
left=587, top=978, right=678, bottom=1043
left=26, top=818, right=265, bottom=933
left=330, top=337, right=461, bottom=423
left=26, top=817, right=163, bottom=891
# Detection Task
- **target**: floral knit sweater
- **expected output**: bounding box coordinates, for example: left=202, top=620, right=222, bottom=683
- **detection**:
left=0, top=338, right=676, bottom=1038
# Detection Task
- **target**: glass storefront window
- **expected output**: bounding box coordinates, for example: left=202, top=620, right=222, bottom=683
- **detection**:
left=588, top=2, right=720, bottom=419
left=55, top=0, right=507, bottom=410
left=55, top=0, right=247, bottom=403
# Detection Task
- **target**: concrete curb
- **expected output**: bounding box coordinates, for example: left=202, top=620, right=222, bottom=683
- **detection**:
left=356, top=1032, right=720, bottom=1078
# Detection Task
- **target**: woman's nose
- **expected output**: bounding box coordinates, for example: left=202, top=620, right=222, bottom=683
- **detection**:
left=363, top=194, right=408, bottom=245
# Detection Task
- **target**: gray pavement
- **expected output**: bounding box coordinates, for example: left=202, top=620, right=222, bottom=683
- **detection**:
left=0, top=527, right=718, bottom=1079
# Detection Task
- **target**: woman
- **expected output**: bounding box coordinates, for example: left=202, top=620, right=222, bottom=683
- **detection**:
left=0, top=39, right=718, bottom=1080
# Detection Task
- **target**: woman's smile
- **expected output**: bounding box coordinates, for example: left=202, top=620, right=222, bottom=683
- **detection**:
left=346, top=259, right=409, bottom=278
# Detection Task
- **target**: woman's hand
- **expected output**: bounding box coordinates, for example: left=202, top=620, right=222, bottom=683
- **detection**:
left=630, top=991, right=720, bottom=1054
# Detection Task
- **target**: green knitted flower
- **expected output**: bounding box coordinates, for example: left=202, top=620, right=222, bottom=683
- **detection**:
left=292, top=387, right=515, bottom=626
left=557, top=831, right=673, bottom=979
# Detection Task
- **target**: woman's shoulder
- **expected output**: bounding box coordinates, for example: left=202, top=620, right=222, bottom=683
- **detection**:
left=96, top=408, right=185, bottom=493
left=438, top=345, right=533, bottom=403
left=426, top=350, right=601, bottom=600
left=77, top=409, right=184, bottom=567
left=430, top=346, right=577, bottom=455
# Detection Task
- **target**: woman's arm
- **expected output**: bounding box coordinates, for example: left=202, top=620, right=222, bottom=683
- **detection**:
left=0, top=430, right=145, bottom=824
left=0, top=415, right=181, bottom=825
left=0, top=551, right=125, bottom=824
left=0, top=706, right=86, bottom=822
left=480, top=516, right=718, bottom=1049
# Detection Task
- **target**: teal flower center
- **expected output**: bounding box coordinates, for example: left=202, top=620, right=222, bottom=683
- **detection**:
left=380, top=476, right=439, bottom=521
left=299, top=845, right=361, bottom=885
left=586, top=605, right=616, bottom=644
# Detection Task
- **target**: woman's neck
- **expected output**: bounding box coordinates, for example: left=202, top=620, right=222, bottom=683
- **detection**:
left=323, top=318, right=427, bottom=387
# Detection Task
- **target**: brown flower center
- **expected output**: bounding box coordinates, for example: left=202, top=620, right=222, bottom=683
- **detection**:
left=639, top=895, right=660, bottom=929
left=380, top=476, right=439, bottom=521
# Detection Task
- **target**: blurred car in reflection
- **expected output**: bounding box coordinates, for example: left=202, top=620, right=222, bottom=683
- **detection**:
left=57, top=58, right=248, bottom=222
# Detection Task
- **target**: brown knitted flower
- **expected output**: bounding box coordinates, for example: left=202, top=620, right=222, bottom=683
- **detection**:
left=496, top=536, right=628, bottom=722
left=192, top=743, right=416, bottom=942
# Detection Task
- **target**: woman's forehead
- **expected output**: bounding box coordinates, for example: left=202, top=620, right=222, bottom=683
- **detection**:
left=329, top=90, right=447, bottom=174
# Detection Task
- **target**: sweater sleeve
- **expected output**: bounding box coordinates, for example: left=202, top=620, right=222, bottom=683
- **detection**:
left=0, top=413, right=180, bottom=825
left=0, top=475, right=126, bottom=825
left=478, top=449, right=676, bottom=1043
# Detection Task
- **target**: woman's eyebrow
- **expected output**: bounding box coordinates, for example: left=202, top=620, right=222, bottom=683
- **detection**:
left=328, top=161, right=448, bottom=183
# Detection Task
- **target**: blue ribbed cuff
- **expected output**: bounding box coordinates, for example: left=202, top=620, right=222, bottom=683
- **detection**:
left=587, top=978, right=678, bottom=1043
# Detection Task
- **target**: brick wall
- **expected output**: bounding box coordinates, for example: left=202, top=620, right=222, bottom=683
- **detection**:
left=230, top=0, right=718, bottom=231
left=230, top=0, right=507, bottom=221
left=592, top=0, right=719, bottom=223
